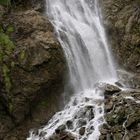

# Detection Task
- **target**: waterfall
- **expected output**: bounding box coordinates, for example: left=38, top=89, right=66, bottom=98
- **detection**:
left=46, top=0, right=117, bottom=93
left=27, top=0, right=117, bottom=139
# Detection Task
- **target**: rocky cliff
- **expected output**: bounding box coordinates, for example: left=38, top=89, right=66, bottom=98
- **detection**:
left=102, top=0, right=140, bottom=73
left=0, top=3, right=66, bottom=140
left=0, top=0, right=140, bottom=140
left=99, top=0, right=140, bottom=139
left=99, top=84, right=140, bottom=140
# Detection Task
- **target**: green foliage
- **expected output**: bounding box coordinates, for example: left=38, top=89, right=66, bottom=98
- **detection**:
left=0, top=0, right=11, bottom=5
left=11, top=61, right=15, bottom=67
left=0, top=25, right=14, bottom=93
left=8, top=102, right=13, bottom=113
left=0, top=49, right=3, bottom=62
left=0, top=32, right=14, bottom=52
left=2, top=64, right=11, bottom=93
left=6, top=25, right=14, bottom=34
left=20, top=49, right=25, bottom=60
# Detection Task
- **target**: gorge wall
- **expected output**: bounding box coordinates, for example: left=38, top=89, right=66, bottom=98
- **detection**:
left=0, top=2, right=66, bottom=140
left=99, top=1, right=140, bottom=139
left=0, top=0, right=140, bottom=140
left=102, top=0, right=140, bottom=73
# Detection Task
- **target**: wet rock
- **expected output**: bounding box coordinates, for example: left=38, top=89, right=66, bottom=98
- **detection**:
left=66, top=120, right=73, bottom=129
left=55, top=125, right=66, bottom=134
left=117, top=70, right=140, bottom=89
left=105, top=100, right=113, bottom=112
left=100, top=87, right=140, bottom=139
left=103, top=84, right=121, bottom=95
left=125, top=110, right=140, bottom=129
left=100, top=124, right=109, bottom=135
left=79, top=127, right=85, bottom=136
left=77, top=119, right=87, bottom=128
left=48, top=131, right=75, bottom=140
left=115, top=81, right=123, bottom=87
left=86, top=107, right=94, bottom=121
left=39, top=131, right=47, bottom=137
left=113, top=133, right=123, bottom=140
left=96, top=82, right=121, bottom=98
left=84, top=97, right=90, bottom=102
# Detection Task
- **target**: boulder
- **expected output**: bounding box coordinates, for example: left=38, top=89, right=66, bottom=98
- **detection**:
left=95, top=82, right=121, bottom=98
left=79, top=127, right=85, bottom=136
left=66, top=120, right=73, bottom=129
left=48, top=129, right=75, bottom=140
left=55, top=125, right=66, bottom=134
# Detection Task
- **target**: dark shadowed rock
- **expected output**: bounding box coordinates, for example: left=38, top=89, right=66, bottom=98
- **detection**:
left=79, top=127, right=85, bottom=136
left=66, top=120, right=73, bottom=129
left=77, top=119, right=87, bottom=128
left=55, top=125, right=66, bottom=134
left=48, top=130, right=75, bottom=140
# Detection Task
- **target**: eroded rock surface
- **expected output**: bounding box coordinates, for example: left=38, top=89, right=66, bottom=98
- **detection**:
left=102, top=0, right=140, bottom=72
left=0, top=7, right=65, bottom=140
left=100, top=88, right=140, bottom=140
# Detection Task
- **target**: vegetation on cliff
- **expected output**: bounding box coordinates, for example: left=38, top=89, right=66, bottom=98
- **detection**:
left=0, top=2, right=65, bottom=140
left=0, top=0, right=140, bottom=140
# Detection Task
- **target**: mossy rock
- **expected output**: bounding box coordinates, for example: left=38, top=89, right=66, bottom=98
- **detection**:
left=2, top=64, right=12, bottom=93
left=136, top=0, right=140, bottom=5
left=126, top=110, right=140, bottom=129
left=113, top=133, right=123, bottom=140
left=0, top=32, right=14, bottom=51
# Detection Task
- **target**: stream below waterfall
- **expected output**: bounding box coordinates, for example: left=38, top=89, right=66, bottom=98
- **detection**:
left=27, top=0, right=118, bottom=139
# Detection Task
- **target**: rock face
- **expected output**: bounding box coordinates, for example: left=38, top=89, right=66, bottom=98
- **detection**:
left=95, top=82, right=121, bottom=97
left=48, top=126, right=75, bottom=140
left=0, top=6, right=65, bottom=140
left=117, top=69, right=140, bottom=89
left=100, top=89, right=140, bottom=140
left=99, top=1, right=140, bottom=139
left=102, top=0, right=140, bottom=72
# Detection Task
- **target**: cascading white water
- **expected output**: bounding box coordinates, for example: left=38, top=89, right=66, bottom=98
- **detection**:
left=27, top=0, right=117, bottom=139
left=46, top=0, right=117, bottom=92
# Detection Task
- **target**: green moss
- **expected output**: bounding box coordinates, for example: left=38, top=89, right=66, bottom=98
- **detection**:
left=39, top=100, right=48, bottom=108
left=8, top=102, right=13, bottom=113
left=0, top=25, right=15, bottom=93
left=6, top=25, right=14, bottom=34
left=136, top=0, right=140, bottom=5
left=0, top=49, right=4, bottom=62
left=0, top=26, right=3, bottom=32
left=0, top=0, right=11, bottom=5
left=11, top=61, right=15, bottom=67
left=2, top=64, right=11, bottom=93
left=20, top=49, right=25, bottom=60
left=0, top=32, right=14, bottom=51
left=40, top=101, right=48, bottom=107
